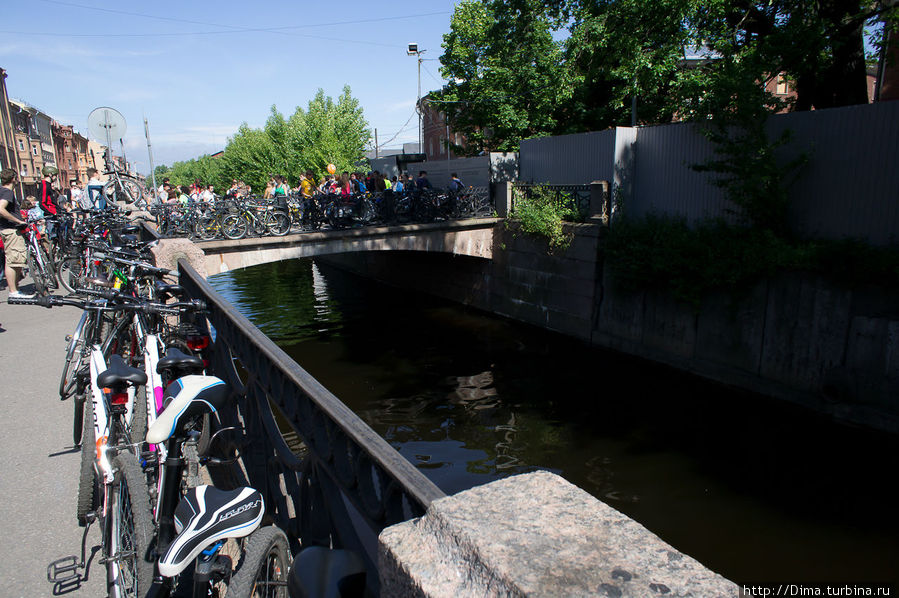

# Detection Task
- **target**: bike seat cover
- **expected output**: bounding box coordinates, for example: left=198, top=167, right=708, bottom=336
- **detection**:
left=97, top=354, right=148, bottom=388
left=158, top=485, right=264, bottom=577
left=156, top=348, right=204, bottom=375
left=146, top=376, right=228, bottom=444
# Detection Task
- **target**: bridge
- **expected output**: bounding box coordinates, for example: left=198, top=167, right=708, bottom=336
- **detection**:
left=193, top=218, right=498, bottom=275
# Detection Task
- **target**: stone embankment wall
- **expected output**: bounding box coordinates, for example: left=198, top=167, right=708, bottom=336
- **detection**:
left=321, top=221, right=899, bottom=433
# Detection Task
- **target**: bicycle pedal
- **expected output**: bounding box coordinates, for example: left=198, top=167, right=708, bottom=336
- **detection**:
left=47, top=555, right=80, bottom=583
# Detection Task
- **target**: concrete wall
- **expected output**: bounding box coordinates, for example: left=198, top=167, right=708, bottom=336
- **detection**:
left=320, top=222, right=899, bottom=432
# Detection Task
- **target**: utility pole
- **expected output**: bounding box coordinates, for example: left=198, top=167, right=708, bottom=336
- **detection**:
left=408, top=43, right=425, bottom=153
left=374, top=128, right=379, bottom=159
left=144, top=116, right=158, bottom=199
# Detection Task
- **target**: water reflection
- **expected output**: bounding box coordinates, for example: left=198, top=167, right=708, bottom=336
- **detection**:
left=209, top=257, right=899, bottom=586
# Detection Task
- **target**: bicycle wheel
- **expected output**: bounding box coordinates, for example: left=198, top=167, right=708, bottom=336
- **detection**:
left=57, top=255, right=87, bottom=295
left=227, top=526, right=290, bottom=597
left=130, top=385, right=148, bottom=451
left=37, top=243, right=59, bottom=289
left=194, top=216, right=220, bottom=240
left=250, top=213, right=268, bottom=237
left=106, top=452, right=155, bottom=598
left=26, top=251, right=48, bottom=295
left=60, top=311, right=88, bottom=399
left=266, top=211, right=291, bottom=236
left=77, top=403, right=99, bottom=526
left=221, top=214, right=248, bottom=240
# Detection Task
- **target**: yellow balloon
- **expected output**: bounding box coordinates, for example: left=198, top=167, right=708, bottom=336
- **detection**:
left=327, top=163, right=336, bottom=174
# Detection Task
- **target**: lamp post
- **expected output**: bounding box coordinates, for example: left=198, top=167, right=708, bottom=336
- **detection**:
left=407, top=43, right=425, bottom=153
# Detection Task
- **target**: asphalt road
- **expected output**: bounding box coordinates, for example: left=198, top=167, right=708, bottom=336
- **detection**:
left=0, top=279, right=106, bottom=597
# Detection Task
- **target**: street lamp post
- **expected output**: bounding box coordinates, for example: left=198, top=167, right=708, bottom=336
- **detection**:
left=407, top=43, right=425, bottom=153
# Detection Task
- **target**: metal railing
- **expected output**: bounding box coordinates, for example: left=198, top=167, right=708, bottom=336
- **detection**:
left=178, top=261, right=445, bottom=595
left=511, top=183, right=591, bottom=222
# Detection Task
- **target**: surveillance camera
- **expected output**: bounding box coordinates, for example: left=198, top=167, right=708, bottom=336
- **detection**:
left=407, top=43, right=419, bottom=55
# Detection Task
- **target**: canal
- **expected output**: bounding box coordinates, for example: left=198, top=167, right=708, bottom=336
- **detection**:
left=208, top=257, right=898, bottom=587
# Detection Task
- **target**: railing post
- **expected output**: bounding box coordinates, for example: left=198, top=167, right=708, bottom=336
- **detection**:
left=589, top=180, right=611, bottom=225
left=495, top=181, right=513, bottom=218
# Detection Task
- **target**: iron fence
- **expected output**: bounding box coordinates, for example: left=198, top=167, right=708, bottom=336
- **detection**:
left=511, top=183, right=591, bottom=221
left=178, top=261, right=445, bottom=595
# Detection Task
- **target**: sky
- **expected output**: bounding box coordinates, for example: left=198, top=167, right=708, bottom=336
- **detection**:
left=1, top=0, right=459, bottom=173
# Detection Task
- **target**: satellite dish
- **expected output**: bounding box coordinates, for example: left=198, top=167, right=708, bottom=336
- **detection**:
left=87, top=107, right=127, bottom=143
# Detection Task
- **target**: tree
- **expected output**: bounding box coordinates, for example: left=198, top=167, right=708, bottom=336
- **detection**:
left=438, top=0, right=572, bottom=154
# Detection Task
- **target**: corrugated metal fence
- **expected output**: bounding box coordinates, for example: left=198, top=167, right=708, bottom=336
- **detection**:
left=518, top=101, right=899, bottom=246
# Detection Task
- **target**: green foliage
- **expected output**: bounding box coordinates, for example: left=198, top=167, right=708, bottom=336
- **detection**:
left=510, top=186, right=576, bottom=251
left=439, top=1, right=895, bottom=139
left=438, top=0, right=573, bottom=154
left=605, top=214, right=899, bottom=308
left=156, top=87, right=370, bottom=193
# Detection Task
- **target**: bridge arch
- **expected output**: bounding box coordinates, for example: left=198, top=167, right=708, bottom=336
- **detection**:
left=196, top=219, right=497, bottom=274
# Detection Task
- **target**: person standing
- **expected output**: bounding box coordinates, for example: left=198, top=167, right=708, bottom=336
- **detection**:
left=0, top=168, right=32, bottom=298
left=38, top=165, right=62, bottom=239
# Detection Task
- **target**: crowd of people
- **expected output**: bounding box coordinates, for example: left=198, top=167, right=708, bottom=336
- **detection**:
left=153, top=169, right=463, bottom=206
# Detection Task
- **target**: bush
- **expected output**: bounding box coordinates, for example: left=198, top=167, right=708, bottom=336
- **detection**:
left=510, top=186, right=577, bottom=251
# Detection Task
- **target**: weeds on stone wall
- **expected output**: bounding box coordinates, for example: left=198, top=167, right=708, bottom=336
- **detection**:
left=509, top=185, right=576, bottom=252
left=605, top=214, right=899, bottom=309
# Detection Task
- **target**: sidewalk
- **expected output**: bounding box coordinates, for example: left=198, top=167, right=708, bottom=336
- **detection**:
left=0, top=281, right=105, bottom=597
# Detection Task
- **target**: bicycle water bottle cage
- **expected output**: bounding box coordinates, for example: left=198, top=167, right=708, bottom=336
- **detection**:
left=156, top=348, right=204, bottom=377
left=146, top=376, right=229, bottom=444
left=158, top=486, right=264, bottom=577
left=97, top=354, right=148, bottom=389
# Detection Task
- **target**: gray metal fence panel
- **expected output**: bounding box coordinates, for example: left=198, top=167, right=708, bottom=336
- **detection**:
left=519, top=129, right=619, bottom=184
left=514, top=102, right=899, bottom=245
left=767, top=101, right=899, bottom=245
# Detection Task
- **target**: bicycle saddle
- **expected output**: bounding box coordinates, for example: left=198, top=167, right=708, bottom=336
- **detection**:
left=97, top=354, right=148, bottom=388
left=156, top=348, right=204, bottom=375
left=146, top=376, right=229, bottom=444
left=158, top=485, right=264, bottom=577
left=153, top=280, right=184, bottom=299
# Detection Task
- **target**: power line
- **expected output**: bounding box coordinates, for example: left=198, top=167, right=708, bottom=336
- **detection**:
left=21, top=1, right=450, bottom=45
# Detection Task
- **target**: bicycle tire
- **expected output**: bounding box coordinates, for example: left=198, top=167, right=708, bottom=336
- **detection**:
left=60, top=311, right=88, bottom=399
left=37, top=243, right=59, bottom=289
left=130, top=385, right=148, bottom=451
left=226, top=526, right=290, bottom=597
left=221, top=214, right=248, bottom=240
left=195, top=216, right=220, bottom=241
left=266, top=211, right=291, bottom=236
left=73, top=395, right=86, bottom=446
left=77, top=403, right=99, bottom=526
left=26, top=251, right=48, bottom=295
left=57, top=255, right=86, bottom=295
left=106, top=452, right=155, bottom=598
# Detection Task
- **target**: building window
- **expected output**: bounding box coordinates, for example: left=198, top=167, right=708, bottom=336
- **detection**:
left=776, top=74, right=789, bottom=95
left=21, top=166, right=27, bottom=177
left=32, top=145, right=38, bottom=156
left=18, top=139, right=25, bottom=151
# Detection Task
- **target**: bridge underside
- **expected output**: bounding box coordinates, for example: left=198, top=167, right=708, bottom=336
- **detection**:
left=196, top=218, right=498, bottom=274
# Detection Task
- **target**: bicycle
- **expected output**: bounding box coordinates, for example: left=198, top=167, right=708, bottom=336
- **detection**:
left=102, top=160, right=147, bottom=209
left=221, top=199, right=291, bottom=239
left=21, top=218, right=58, bottom=295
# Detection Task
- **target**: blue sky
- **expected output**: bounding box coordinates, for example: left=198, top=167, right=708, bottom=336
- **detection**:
left=1, top=0, right=458, bottom=172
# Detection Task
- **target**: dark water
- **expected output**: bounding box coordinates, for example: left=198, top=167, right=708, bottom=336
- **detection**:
left=209, top=258, right=899, bottom=587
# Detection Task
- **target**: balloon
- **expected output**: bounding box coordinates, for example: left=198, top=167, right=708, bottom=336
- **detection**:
left=327, top=163, right=336, bottom=174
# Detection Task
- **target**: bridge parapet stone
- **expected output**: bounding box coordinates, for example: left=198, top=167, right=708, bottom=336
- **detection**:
left=379, top=471, right=738, bottom=597
left=151, top=237, right=208, bottom=278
